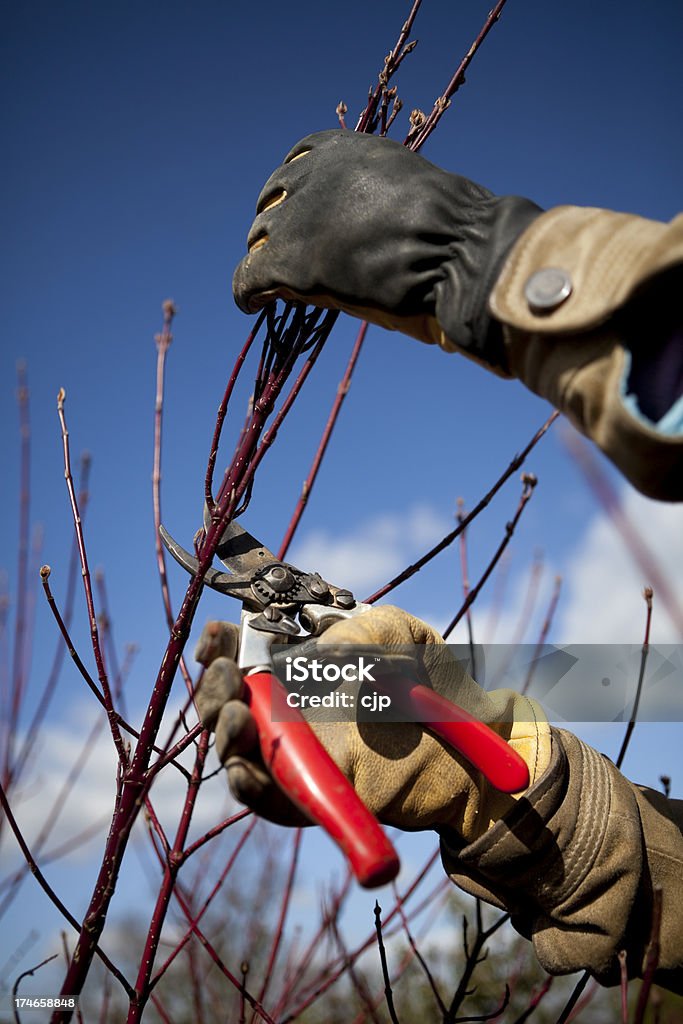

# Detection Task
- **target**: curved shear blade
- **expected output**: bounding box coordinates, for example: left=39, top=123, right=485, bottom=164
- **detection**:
left=159, top=524, right=255, bottom=602
left=202, top=510, right=278, bottom=575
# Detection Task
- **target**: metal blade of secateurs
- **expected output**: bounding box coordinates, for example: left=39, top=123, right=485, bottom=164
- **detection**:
left=159, top=523, right=254, bottom=602
left=202, top=506, right=278, bottom=575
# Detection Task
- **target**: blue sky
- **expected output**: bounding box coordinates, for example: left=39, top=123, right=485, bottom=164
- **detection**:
left=1, top=0, right=682, bottom=1009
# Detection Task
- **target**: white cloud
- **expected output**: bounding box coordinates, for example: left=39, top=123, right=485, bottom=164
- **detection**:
left=290, top=504, right=451, bottom=597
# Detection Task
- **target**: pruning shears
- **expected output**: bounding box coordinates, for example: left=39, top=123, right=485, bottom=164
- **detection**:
left=160, top=514, right=529, bottom=889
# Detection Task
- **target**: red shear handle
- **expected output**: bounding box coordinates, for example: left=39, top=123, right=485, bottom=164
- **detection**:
left=375, top=675, right=530, bottom=794
left=244, top=670, right=400, bottom=889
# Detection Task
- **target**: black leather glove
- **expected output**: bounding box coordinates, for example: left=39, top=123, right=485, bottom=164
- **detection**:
left=233, top=130, right=541, bottom=371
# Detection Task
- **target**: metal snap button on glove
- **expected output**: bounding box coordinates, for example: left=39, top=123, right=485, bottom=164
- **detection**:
left=524, top=267, right=573, bottom=314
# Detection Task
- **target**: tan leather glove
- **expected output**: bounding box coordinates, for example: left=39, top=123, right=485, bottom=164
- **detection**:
left=195, top=606, right=551, bottom=845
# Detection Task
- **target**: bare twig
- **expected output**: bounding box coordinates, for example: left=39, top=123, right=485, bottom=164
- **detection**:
left=445, top=901, right=509, bottom=1024
left=633, top=888, right=663, bottom=1024
left=150, top=818, right=257, bottom=989
left=0, top=572, right=9, bottom=763
left=457, top=498, right=477, bottom=672
left=270, top=869, right=353, bottom=1018
left=511, top=551, right=544, bottom=647
left=12, top=953, right=58, bottom=1024
left=167, top=874, right=277, bottom=1024
left=520, top=574, right=562, bottom=696
left=217, top=309, right=337, bottom=517
left=151, top=300, right=194, bottom=694
left=407, top=0, right=509, bottom=151
left=98, top=971, right=112, bottom=1024
left=510, top=975, right=554, bottom=1023
left=349, top=888, right=452, bottom=1024
left=9, top=454, right=91, bottom=794
left=553, top=971, right=590, bottom=1024
left=255, top=829, right=302, bottom=1011
left=180, top=807, right=252, bottom=861
left=240, top=962, right=249, bottom=1024
left=4, top=364, right=31, bottom=795
left=374, top=901, right=401, bottom=1024
left=145, top=721, right=203, bottom=782
left=616, top=586, right=653, bottom=770
left=355, top=0, right=422, bottom=134
left=56, top=390, right=128, bottom=766
left=205, top=307, right=268, bottom=511
left=452, top=984, right=510, bottom=1022
left=39, top=567, right=105, bottom=706
left=278, top=320, right=368, bottom=559
left=282, top=850, right=442, bottom=1021
left=332, top=917, right=383, bottom=1024
left=443, top=474, right=538, bottom=640
left=366, top=413, right=558, bottom=604
left=618, top=950, right=628, bottom=1023
left=149, top=992, right=174, bottom=1024
left=39, top=567, right=190, bottom=779
left=59, top=935, right=84, bottom=1024
left=129, top=731, right=212, bottom=1022
left=392, top=879, right=447, bottom=1016
left=32, top=814, right=112, bottom=868
left=0, top=780, right=133, bottom=997
left=482, top=550, right=511, bottom=643
left=0, top=709, right=112, bottom=921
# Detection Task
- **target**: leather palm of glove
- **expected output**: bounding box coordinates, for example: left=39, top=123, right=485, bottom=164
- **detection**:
left=233, top=130, right=542, bottom=373
left=195, top=606, right=551, bottom=845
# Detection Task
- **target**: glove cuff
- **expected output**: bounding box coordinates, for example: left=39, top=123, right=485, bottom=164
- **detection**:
left=434, top=195, right=543, bottom=373
left=439, top=729, right=656, bottom=986
left=490, top=206, right=683, bottom=499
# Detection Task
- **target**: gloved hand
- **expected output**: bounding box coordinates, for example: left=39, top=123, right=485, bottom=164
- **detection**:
left=195, top=606, right=551, bottom=844
left=233, top=130, right=683, bottom=500
left=233, top=129, right=541, bottom=373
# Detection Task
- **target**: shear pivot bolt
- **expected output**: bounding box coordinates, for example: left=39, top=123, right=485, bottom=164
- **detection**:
left=262, top=565, right=295, bottom=593
left=264, top=605, right=282, bottom=622
left=335, top=590, right=355, bottom=609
